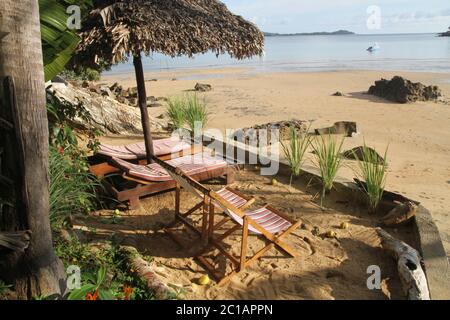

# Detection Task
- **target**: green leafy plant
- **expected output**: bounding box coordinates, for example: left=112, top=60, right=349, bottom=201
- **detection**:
left=39, top=0, right=93, bottom=81
left=60, top=67, right=101, bottom=81
left=55, top=237, right=155, bottom=300
left=166, top=96, right=186, bottom=130
left=281, top=126, right=311, bottom=184
left=184, top=93, right=209, bottom=132
left=67, top=266, right=116, bottom=300
left=47, top=90, right=101, bottom=153
left=49, top=146, right=99, bottom=228
left=311, top=134, right=344, bottom=201
left=353, top=143, right=389, bottom=213
left=0, top=280, right=12, bottom=296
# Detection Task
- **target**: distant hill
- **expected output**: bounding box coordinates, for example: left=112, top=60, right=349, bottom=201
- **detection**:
left=438, top=27, right=450, bottom=37
left=264, top=30, right=355, bottom=37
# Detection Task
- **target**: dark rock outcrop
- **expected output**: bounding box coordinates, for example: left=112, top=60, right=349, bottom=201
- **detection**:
left=368, top=76, right=442, bottom=103
left=342, top=146, right=385, bottom=164
left=232, top=120, right=309, bottom=145
left=315, top=121, right=358, bottom=137
left=195, top=83, right=212, bottom=92
left=438, top=27, right=450, bottom=37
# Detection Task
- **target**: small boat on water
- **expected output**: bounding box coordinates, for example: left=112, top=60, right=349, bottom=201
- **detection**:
left=367, top=43, right=380, bottom=52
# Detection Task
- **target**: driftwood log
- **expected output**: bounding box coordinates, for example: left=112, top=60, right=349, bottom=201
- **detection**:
left=119, top=246, right=175, bottom=299
left=377, top=228, right=430, bottom=300
left=381, top=201, right=417, bottom=226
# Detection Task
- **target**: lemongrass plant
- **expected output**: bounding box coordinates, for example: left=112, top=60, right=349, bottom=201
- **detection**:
left=353, top=143, right=389, bottom=213
left=166, top=96, right=186, bottom=130
left=281, top=126, right=311, bottom=185
left=184, top=93, right=209, bottom=132
left=311, top=134, right=344, bottom=201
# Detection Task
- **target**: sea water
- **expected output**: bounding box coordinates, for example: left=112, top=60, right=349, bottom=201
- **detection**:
left=106, top=33, right=450, bottom=75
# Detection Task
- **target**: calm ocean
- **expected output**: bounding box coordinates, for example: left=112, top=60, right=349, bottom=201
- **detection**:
left=106, top=33, right=450, bottom=75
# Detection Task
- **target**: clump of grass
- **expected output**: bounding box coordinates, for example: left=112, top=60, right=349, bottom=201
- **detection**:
left=281, top=126, right=311, bottom=184
left=311, top=134, right=344, bottom=201
left=49, top=147, right=99, bottom=229
left=184, top=93, right=209, bottom=133
left=166, top=96, right=186, bottom=130
left=353, top=143, right=389, bottom=213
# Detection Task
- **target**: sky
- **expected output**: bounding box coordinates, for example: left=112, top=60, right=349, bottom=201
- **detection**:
left=222, top=0, right=450, bottom=34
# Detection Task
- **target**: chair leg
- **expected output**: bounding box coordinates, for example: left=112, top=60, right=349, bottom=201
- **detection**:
left=240, top=217, right=249, bottom=271
left=128, top=197, right=140, bottom=210
left=201, top=196, right=209, bottom=243
left=272, top=220, right=303, bottom=258
left=175, top=183, right=181, bottom=215
left=208, top=200, right=215, bottom=240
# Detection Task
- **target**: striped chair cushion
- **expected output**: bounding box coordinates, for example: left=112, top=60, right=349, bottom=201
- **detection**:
left=245, top=207, right=292, bottom=234
left=223, top=206, right=292, bottom=235
left=112, top=153, right=228, bottom=182
left=98, top=137, right=191, bottom=159
left=216, top=188, right=248, bottom=209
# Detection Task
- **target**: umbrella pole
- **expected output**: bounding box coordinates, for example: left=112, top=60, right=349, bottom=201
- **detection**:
left=133, top=53, right=154, bottom=163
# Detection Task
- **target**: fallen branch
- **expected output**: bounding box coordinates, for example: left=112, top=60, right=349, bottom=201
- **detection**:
left=380, top=201, right=417, bottom=226
left=376, top=228, right=430, bottom=300
left=119, top=246, right=175, bottom=299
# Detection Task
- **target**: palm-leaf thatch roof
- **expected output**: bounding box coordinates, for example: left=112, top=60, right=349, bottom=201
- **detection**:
left=74, top=0, right=264, bottom=67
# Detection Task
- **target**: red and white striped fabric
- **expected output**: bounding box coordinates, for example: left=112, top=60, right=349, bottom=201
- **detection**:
left=112, top=153, right=228, bottom=182
left=165, top=167, right=250, bottom=208
left=215, top=188, right=248, bottom=209
left=98, top=137, right=191, bottom=160
left=224, top=206, right=292, bottom=235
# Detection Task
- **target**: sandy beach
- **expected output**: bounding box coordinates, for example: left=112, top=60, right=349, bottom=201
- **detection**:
left=100, top=68, right=450, bottom=256
left=77, top=167, right=413, bottom=300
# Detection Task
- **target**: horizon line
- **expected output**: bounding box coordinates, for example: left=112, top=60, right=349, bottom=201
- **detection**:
left=264, top=31, right=444, bottom=36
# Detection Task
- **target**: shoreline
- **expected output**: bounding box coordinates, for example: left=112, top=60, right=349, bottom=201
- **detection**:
left=102, top=68, right=450, bottom=84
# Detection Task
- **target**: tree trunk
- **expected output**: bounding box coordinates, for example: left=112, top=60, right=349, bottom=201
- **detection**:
left=0, top=0, right=66, bottom=299
left=133, top=54, right=154, bottom=163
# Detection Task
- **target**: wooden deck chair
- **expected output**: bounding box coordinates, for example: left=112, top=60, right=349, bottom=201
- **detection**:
left=164, top=166, right=255, bottom=245
left=89, top=137, right=195, bottom=178
left=103, top=152, right=235, bottom=209
left=152, top=156, right=302, bottom=285
left=204, top=192, right=302, bottom=285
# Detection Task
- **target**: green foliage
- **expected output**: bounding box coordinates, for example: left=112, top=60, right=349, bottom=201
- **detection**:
left=353, top=143, right=389, bottom=213
left=47, top=90, right=101, bottom=153
left=46, top=91, right=101, bottom=229
left=311, top=134, right=344, bottom=200
left=184, top=94, right=209, bottom=132
left=39, top=0, right=93, bottom=81
left=49, top=147, right=99, bottom=228
left=166, top=96, right=187, bottom=130
left=166, top=93, right=209, bottom=133
left=60, top=67, right=101, bottom=81
left=67, top=266, right=117, bottom=300
left=281, top=126, right=311, bottom=184
left=55, top=237, right=155, bottom=300
left=0, top=280, right=12, bottom=296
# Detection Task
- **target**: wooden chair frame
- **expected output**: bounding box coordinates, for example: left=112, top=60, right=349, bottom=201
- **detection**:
left=102, top=164, right=234, bottom=210
left=152, top=155, right=302, bottom=285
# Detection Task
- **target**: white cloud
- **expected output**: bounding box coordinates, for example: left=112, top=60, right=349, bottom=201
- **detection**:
left=223, top=0, right=450, bottom=33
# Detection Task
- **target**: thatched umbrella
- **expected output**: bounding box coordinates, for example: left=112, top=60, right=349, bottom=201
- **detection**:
left=74, top=0, right=264, bottom=163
